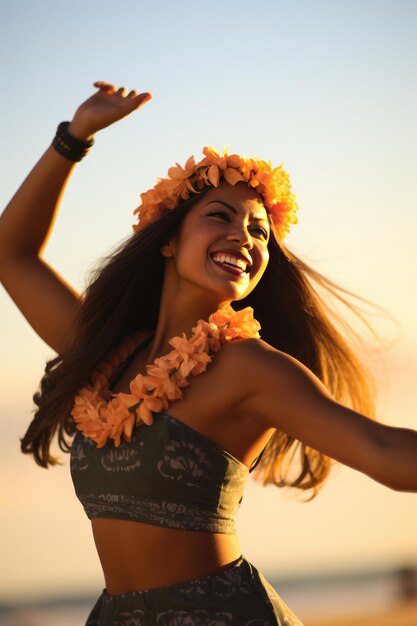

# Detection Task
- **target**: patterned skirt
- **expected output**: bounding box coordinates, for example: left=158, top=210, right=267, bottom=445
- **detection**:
left=85, top=554, right=304, bottom=625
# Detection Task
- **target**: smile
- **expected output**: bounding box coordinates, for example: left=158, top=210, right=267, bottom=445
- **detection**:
left=210, top=256, right=249, bottom=279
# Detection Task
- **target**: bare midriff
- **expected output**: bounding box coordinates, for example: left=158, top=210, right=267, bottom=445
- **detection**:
left=92, top=518, right=242, bottom=595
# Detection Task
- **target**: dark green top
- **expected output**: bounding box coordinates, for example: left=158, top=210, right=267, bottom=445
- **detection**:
left=70, top=334, right=265, bottom=534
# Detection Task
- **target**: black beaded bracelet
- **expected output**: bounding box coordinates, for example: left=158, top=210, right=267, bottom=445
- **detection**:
left=52, top=121, right=95, bottom=162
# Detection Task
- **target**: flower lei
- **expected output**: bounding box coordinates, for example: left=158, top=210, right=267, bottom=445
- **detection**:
left=132, top=145, right=298, bottom=240
left=70, top=304, right=261, bottom=448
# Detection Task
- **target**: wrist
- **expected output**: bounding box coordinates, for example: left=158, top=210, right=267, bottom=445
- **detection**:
left=52, top=121, right=95, bottom=162
left=67, top=120, right=95, bottom=142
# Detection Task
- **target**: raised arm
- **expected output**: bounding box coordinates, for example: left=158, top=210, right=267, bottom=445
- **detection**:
left=0, top=82, right=153, bottom=354
left=237, top=338, right=417, bottom=492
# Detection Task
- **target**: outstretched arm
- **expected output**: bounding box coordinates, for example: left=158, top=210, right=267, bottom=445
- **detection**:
left=0, top=81, right=153, bottom=354
left=238, top=338, right=417, bottom=492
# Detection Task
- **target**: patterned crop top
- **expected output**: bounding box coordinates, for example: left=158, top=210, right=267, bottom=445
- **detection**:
left=70, top=335, right=266, bottom=534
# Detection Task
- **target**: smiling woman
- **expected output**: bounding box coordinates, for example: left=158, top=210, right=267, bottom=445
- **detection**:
left=1, top=80, right=416, bottom=626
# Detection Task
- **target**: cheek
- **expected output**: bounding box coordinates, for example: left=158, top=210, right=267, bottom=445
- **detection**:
left=254, top=246, right=269, bottom=274
left=174, top=228, right=212, bottom=269
left=178, top=220, right=218, bottom=254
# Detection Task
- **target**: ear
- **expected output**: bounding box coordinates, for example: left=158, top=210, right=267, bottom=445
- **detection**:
left=160, top=242, right=174, bottom=258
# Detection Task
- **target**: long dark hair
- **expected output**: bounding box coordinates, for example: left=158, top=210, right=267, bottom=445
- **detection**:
left=21, top=187, right=386, bottom=499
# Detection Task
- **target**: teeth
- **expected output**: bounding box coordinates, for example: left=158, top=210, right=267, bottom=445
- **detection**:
left=212, top=254, right=247, bottom=272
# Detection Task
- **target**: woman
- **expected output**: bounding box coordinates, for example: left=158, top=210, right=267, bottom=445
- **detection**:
left=1, top=81, right=416, bottom=626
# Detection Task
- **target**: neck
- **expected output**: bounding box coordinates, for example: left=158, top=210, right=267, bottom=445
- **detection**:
left=145, top=263, right=233, bottom=363
left=146, top=300, right=231, bottom=364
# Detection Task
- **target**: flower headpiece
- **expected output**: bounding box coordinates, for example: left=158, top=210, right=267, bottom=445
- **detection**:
left=132, top=145, right=299, bottom=240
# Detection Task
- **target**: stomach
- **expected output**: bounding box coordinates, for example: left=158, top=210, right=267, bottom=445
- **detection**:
left=91, top=517, right=242, bottom=595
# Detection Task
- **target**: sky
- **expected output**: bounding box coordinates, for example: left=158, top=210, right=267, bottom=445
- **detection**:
left=0, top=0, right=416, bottom=603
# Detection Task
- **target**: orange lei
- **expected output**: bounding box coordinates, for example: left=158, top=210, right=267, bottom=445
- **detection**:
left=70, top=304, right=261, bottom=448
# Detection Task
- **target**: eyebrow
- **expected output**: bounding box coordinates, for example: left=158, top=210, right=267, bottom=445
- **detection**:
left=206, top=200, right=269, bottom=225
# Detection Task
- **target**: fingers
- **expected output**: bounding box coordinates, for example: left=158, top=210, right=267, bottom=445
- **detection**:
left=93, top=81, right=116, bottom=92
left=93, top=81, right=126, bottom=95
left=93, top=82, right=152, bottom=103
left=131, top=94, right=153, bottom=112
left=133, top=92, right=153, bottom=103
left=125, top=93, right=153, bottom=113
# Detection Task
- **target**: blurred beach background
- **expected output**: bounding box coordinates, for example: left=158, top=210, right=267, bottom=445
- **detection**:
left=1, top=0, right=416, bottom=624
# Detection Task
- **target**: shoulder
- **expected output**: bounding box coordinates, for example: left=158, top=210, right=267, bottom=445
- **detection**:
left=218, top=335, right=320, bottom=411
left=227, top=336, right=271, bottom=356
left=226, top=336, right=335, bottom=423
left=223, top=336, right=290, bottom=402
left=228, top=336, right=320, bottom=378
left=226, top=336, right=289, bottom=371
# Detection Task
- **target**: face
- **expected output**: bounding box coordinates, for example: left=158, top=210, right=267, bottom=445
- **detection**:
left=160, top=180, right=271, bottom=304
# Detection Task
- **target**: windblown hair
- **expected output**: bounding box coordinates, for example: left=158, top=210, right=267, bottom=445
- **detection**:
left=21, top=187, right=386, bottom=500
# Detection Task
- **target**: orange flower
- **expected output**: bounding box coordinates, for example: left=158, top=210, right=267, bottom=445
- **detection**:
left=192, top=320, right=222, bottom=352
left=201, top=145, right=230, bottom=169
left=227, top=153, right=252, bottom=178
left=222, top=167, right=245, bottom=186
left=100, top=397, right=133, bottom=446
left=136, top=393, right=167, bottom=425
left=115, top=391, right=141, bottom=408
left=142, top=362, right=183, bottom=401
left=130, top=372, right=157, bottom=400
left=208, top=307, right=234, bottom=328
left=167, top=155, right=196, bottom=180
left=167, top=332, right=211, bottom=377
left=72, top=386, right=105, bottom=422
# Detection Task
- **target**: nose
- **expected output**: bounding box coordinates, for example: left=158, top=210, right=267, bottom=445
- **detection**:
left=225, top=223, right=254, bottom=249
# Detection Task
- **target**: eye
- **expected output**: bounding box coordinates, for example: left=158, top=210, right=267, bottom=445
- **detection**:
left=209, top=210, right=229, bottom=221
left=255, top=227, right=269, bottom=239
left=208, top=211, right=269, bottom=239
left=255, top=226, right=269, bottom=239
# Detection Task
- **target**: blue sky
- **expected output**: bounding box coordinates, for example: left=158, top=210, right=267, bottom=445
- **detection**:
left=1, top=0, right=416, bottom=601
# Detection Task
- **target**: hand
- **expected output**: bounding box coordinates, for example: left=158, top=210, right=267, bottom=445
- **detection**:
left=68, top=81, right=153, bottom=140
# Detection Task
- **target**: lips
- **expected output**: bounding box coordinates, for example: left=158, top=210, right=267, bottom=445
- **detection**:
left=210, top=256, right=249, bottom=279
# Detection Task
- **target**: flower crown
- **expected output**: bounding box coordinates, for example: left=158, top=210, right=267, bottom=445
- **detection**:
left=132, top=145, right=299, bottom=240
